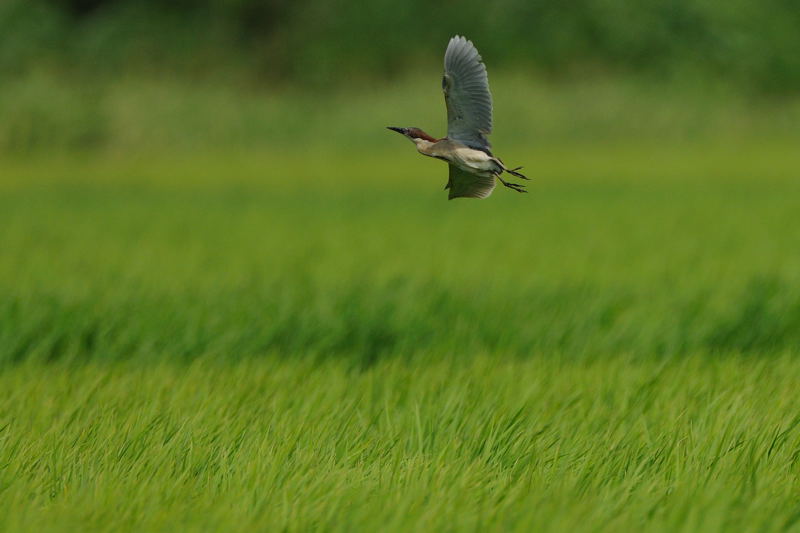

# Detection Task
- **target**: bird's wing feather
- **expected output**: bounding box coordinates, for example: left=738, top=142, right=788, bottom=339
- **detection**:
left=443, top=35, right=493, bottom=151
left=446, top=164, right=495, bottom=200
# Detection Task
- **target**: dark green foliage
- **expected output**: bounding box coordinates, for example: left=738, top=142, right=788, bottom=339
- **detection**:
left=707, top=277, right=800, bottom=353
left=2, top=0, right=800, bottom=92
left=2, top=277, right=798, bottom=366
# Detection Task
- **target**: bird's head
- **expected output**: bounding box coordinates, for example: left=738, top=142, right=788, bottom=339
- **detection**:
left=387, top=127, right=438, bottom=144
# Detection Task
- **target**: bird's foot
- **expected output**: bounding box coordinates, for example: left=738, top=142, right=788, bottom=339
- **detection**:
left=506, top=166, right=530, bottom=180
left=497, top=175, right=527, bottom=193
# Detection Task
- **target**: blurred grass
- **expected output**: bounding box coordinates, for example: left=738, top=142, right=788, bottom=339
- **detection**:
left=1, top=141, right=798, bottom=366
left=2, top=353, right=800, bottom=531
left=2, top=75, right=800, bottom=530
left=3, top=73, right=800, bottom=153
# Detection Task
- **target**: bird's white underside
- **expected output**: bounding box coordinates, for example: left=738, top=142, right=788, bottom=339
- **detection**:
left=413, top=138, right=497, bottom=178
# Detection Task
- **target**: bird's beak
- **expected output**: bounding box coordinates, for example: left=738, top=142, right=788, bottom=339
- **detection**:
left=387, top=126, right=405, bottom=135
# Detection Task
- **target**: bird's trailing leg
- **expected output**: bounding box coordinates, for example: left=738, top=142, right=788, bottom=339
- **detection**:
left=495, top=173, right=527, bottom=193
left=505, top=166, right=529, bottom=180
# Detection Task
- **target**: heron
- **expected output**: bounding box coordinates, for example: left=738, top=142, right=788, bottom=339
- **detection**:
left=388, top=35, right=528, bottom=200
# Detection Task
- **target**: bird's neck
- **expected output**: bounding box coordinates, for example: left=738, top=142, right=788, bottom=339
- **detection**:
left=413, top=138, right=436, bottom=155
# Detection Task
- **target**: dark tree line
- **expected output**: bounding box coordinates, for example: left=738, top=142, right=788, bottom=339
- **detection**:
left=3, top=0, right=800, bottom=92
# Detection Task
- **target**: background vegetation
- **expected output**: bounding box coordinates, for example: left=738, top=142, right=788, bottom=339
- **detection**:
left=1, top=2, right=799, bottom=531
left=5, top=0, right=800, bottom=91
left=3, top=0, right=800, bottom=153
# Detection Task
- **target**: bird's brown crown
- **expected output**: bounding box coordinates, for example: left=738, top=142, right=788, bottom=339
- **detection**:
left=405, top=128, right=438, bottom=142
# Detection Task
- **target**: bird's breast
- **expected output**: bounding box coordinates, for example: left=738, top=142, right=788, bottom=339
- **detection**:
left=421, top=140, right=499, bottom=176
left=448, top=146, right=497, bottom=176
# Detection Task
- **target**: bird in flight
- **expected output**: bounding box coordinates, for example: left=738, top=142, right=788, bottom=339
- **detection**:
left=388, top=35, right=528, bottom=200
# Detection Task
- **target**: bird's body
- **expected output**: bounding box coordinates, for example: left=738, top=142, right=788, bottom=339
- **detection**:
left=415, top=138, right=499, bottom=177
left=388, top=35, right=528, bottom=200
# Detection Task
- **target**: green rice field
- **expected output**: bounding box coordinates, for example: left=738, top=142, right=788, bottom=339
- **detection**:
left=1, top=139, right=799, bottom=531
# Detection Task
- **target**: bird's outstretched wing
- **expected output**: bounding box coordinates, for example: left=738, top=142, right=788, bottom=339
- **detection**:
left=445, top=165, right=495, bottom=200
left=442, top=35, right=493, bottom=152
